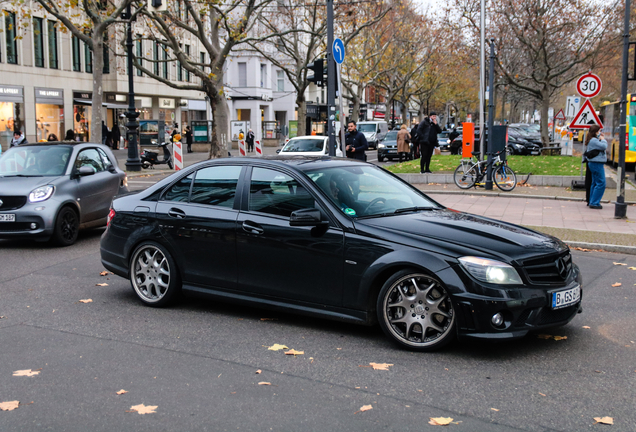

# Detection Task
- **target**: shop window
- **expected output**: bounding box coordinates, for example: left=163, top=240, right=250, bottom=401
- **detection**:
left=36, top=102, right=64, bottom=142
left=73, top=104, right=92, bottom=142
left=0, top=101, right=25, bottom=151
left=238, top=63, right=247, bottom=87
left=48, top=21, right=58, bottom=69
left=5, top=11, right=18, bottom=64
left=72, top=35, right=81, bottom=71
left=33, top=18, right=44, bottom=67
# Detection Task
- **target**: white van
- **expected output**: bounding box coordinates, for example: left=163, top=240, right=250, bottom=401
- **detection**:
left=356, top=121, right=389, bottom=150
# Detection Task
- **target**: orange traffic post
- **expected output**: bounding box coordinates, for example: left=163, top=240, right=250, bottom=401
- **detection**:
left=462, top=122, right=475, bottom=158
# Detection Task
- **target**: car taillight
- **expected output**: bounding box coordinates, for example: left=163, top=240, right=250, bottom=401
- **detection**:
left=107, top=208, right=116, bottom=226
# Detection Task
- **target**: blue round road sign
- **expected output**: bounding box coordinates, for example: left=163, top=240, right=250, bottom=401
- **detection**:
left=333, top=38, right=345, bottom=64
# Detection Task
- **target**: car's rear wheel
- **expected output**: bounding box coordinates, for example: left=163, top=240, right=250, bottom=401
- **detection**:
left=52, top=206, right=79, bottom=246
left=377, top=270, right=456, bottom=351
left=130, top=242, right=181, bottom=307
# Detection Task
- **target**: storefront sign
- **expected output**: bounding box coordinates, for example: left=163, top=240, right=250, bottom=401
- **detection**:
left=35, top=88, right=64, bottom=105
left=135, top=96, right=153, bottom=108
left=0, top=85, right=23, bottom=102
left=73, top=91, right=92, bottom=100
left=159, top=98, right=175, bottom=109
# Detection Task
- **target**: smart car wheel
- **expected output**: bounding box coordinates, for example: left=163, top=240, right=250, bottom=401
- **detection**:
left=130, top=242, right=181, bottom=307
left=377, top=270, right=455, bottom=351
left=52, top=206, right=79, bottom=246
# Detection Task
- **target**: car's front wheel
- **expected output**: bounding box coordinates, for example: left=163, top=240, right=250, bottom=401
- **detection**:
left=130, top=242, right=181, bottom=307
left=377, top=270, right=456, bottom=351
left=52, top=206, right=79, bottom=246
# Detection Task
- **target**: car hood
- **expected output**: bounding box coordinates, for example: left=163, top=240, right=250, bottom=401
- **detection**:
left=355, top=209, right=568, bottom=262
left=361, top=132, right=376, bottom=139
left=0, top=175, right=63, bottom=195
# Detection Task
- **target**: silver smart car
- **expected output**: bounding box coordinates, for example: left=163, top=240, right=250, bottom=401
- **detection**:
left=0, top=142, right=128, bottom=246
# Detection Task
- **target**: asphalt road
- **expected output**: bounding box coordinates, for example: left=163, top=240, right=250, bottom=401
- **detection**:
left=1, top=230, right=636, bottom=430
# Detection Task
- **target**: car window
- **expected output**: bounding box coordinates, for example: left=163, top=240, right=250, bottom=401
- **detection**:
left=249, top=167, right=314, bottom=217
left=0, top=145, right=72, bottom=176
left=163, top=173, right=193, bottom=202
left=96, top=148, right=113, bottom=168
left=384, top=131, right=398, bottom=141
left=357, top=124, right=376, bottom=133
left=190, top=165, right=242, bottom=208
left=75, top=148, right=105, bottom=172
left=281, top=138, right=325, bottom=153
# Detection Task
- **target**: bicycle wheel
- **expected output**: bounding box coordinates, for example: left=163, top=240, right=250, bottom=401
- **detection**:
left=494, top=164, right=517, bottom=191
left=454, top=162, right=478, bottom=189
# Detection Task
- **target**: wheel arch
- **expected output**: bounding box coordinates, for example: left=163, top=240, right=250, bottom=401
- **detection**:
left=124, top=233, right=185, bottom=281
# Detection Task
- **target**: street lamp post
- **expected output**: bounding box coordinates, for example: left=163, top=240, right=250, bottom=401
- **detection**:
left=615, top=0, right=631, bottom=218
left=124, top=4, right=141, bottom=172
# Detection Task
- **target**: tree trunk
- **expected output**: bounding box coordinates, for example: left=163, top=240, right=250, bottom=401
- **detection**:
left=540, top=90, right=550, bottom=146
left=91, top=28, right=104, bottom=143
left=351, top=94, right=360, bottom=122
left=297, top=97, right=307, bottom=136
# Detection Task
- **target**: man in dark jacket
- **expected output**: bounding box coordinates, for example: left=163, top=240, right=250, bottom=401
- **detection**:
left=345, top=120, right=368, bottom=161
left=246, top=129, right=255, bottom=152
left=417, top=112, right=442, bottom=173
left=410, top=123, right=419, bottom=159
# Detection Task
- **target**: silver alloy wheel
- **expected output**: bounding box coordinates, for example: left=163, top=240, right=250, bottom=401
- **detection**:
left=382, top=274, right=455, bottom=348
left=132, top=245, right=171, bottom=303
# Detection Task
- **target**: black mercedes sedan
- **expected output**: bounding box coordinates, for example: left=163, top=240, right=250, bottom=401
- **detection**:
left=100, top=157, right=582, bottom=351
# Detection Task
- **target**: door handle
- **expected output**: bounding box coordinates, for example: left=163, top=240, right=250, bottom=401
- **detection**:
left=168, top=208, right=186, bottom=219
left=242, top=221, right=264, bottom=235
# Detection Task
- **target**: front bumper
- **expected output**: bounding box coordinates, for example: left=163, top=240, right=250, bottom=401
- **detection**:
left=377, top=147, right=399, bottom=159
left=0, top=204, right=58, bottom=240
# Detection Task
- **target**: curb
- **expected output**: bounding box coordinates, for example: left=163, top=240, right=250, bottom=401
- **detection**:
left=565, top=241, right=636, bottom=255
left=420, top=190, right=623, bottom=205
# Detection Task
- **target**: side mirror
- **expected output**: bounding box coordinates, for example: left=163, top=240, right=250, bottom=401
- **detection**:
left=74, top=166, right=96, bottom=178
left=107, top=164, right=116, bottom=173
left=290, top=208, right=328, bottom=227
left=276, top=149, right=281, bottom=154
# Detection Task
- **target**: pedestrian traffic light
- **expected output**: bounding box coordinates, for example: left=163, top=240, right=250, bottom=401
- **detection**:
left=307, top=58, right=325, bottom=87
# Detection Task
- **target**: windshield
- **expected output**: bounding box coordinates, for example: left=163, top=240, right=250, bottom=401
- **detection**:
left=357, top=124, right=377, bottom=133
left=281, top=138, right=325, bottom=153
left=0, top=145, right=72, bottom=177
left=307, top=165, right=439, bottom=218
left=384, top=131, right=398, bottom=141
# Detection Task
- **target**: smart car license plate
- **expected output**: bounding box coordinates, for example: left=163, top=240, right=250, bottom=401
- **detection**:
left=551, top=286, right=580, bottom=309
left=0, top=214, right=15, bottom=222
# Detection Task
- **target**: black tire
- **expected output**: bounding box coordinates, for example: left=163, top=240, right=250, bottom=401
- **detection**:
left=494, top=164, right=517, bottom=192
left=141, top=161, right=151, bottom=169
left=377, top=269, right=456, bottom=351
left=129, top=242, right=181, bottom=307
left=506, top=146, right=515, bottom=156
left=52, top=206, right=79, bottom=246
left=378, top=156, right=384, bottom=162
left=453, top=162, right=478, bottom=189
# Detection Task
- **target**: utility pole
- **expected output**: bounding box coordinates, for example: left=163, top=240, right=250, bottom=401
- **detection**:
left=615, top=0, right=631, bottom=218
left=485, top=39, right=495, bottom=190
left=479, top=0, right=485, bottom=159
left=327, top=0, right=336, bottom=156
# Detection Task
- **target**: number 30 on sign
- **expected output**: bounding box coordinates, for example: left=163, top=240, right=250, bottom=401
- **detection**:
left=576, top=73, right=602, bottom=98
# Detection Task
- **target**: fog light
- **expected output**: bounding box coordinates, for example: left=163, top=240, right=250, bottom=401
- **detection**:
left=491, top=313, right=504, bottom=327
left=30, top=223, right=38, bottom=230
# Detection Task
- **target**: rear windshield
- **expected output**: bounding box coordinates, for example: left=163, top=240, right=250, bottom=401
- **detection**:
left=0, top=145, right=72, bottom=176
left=281, top=138, right=325, bottom=153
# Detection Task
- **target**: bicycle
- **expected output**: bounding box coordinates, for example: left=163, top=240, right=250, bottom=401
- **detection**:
left=453, top=150, right=517, bottom=191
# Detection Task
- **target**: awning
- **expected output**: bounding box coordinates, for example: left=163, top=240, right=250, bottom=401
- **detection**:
left=73, top=99, right=129, bottom=109
left=73, top=98, right=92, bottom=106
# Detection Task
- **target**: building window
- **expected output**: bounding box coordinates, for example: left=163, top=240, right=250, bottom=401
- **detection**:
left=5, top=11, right=18, bottom=64
left=199, top=51, right=205, bottom=71
left=277, top=70, right=284, bottom=92
left=260, top=64, right=266, bottom=88
left=33, top=17, right=44, bottom=68
left=162, top=43, right=168, bottom=79
left=136, top=36, right=143, bottom=76
left=184, top=44, right=190, bottom=82
left=177, top=44, right=183, bottom=81
left=153, top=42, right=159, bottom=76
left=238, top=62, right=247, bottom=87
left=72, top=35, right=81, bottom=71
left=48, top=21, right=58, bottom=69
left=85, top=40, right=92, bottom=73
left=103, top=34, right=109, bottom=74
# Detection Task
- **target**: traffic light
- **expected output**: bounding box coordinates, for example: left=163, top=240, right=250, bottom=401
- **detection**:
left=307, top=58, right=325, bottom=87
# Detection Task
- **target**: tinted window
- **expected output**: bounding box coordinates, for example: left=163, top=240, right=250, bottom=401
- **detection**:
left=190, top=165, right=241, bottom=208
left=75, top=148, right=105, bottom=172
left=281, top=138, right=324, bottom=153
left=163, top=173, right=193, bottom=202
left=249, top=168, right=314, bottom=217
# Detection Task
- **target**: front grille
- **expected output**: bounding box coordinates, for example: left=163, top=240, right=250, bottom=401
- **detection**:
left=535, top=304, right=579, bottom=325
left=0, top=196, right=27, bottom=211
left=0, top=222, right=33, bottom=232
left=521, top=252, right=572, bottom=284
left=513, top=309, right=533, bottom=327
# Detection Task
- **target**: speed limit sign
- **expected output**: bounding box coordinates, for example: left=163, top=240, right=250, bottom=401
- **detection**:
left=576, top=72, right=602, bottom=98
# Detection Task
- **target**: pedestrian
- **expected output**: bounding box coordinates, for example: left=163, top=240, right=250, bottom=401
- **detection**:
left=311, top=129, right=317, bottom=136
left=583, top=125, right=607, bottom=209
left=246, top=128, right=255, bottom=152
left=11, top=130, right=27, bottom=146
left=63, top=129, right=76, bottom=141
left=417, top=112, right=442, bottom=173
left=345, top=120, right=369, bottom=161
left=112, top=124, right=121, bottom=150
left=101, top=121, right=109, bottom=146
left=171, top=123, right=179, bottom=143
left=184, top=125, right=193, bottom=153
left=47, top=133, right=58, bottom=141
left=411, top=123, right=420, bottom=159
left=397, top=124, right=411, bottom=163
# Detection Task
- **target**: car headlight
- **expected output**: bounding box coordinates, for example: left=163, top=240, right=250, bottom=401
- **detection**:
left=29, top=185, right=55, bottom=203
left=447, top=139, right=451, bottom=144
left=378, top=143, right=386, bottom=149
left=458, top=256, right=523, bottom=285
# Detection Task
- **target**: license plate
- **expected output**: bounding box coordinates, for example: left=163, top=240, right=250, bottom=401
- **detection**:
left=388, top=150, right=397, bottom=153
left=0, top=214, right=15, bottom=222
left=551, top=286, right=580, bottom=309
left=531, top=151, right=540, bottom=155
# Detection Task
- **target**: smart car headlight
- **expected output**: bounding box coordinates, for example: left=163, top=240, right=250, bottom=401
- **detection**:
left=458, top=256, right=523, bottom=285
left=29, top=185, right=55, bottom=203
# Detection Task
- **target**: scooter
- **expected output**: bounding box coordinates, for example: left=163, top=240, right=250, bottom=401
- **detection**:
left=141, top=141, right=173, bottom=169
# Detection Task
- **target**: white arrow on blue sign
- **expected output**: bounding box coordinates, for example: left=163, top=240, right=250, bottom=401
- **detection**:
left=333, top=38, right=345, bottom=64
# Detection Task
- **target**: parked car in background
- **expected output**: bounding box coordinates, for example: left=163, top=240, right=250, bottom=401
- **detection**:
left=0, top=142, right=128, bottom=246
left=357, top=121, right=389, bottom=150
left=437, top=131, right=452, bottom=152
left=101, top=156, right=582, bottom=352
left=377, top=131, right=412, bottom=162
left=276, top=136, right=343, bottom=157
left=512, top=123, right=553, bottom=142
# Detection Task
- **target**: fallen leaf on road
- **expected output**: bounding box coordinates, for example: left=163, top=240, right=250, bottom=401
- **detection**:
left=99, top=271, right=112, bottom=276
left=267, top=344, right=288, bottom=351
left=613, top=262, right=627, bottom=266
left=593, top=416, right=614, bottom=425
left=553, top=336, right=567, bottom=341
left=116, top=389, right=128, bottom=395
left=95, top=283, right=108, bottom=287
left=284, top=349, right=304, bottom=356
left=429, top=417, right=454, bottom=426
left=355, top=405, right=373, bottom=414
left=369, top=363, right=394, bottom=371
left=258, top=382, right=271, bottom=386
left=491, top=408, right=499, bottom=411
left=260, top=318, right=277, bottom=321
left=0, top=401, right=19, bottom=411
left=629, top=267, right=636, bottom=270
left=582, top=326, right=591, bottom=329
left=255, top=370, right=262, bottom=374
left=611, top=283, right=622, bottom=287
left=128, top=404, right=157, bottom=415
left=13, top=369, right=40, bottom=377
left=0, top=316, right=5, bottom=319
left=539, top=393, right=546, bottom=397
left=78, top=299, right=93, bottom=303
left=537, top=334, right=552, bottom=339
